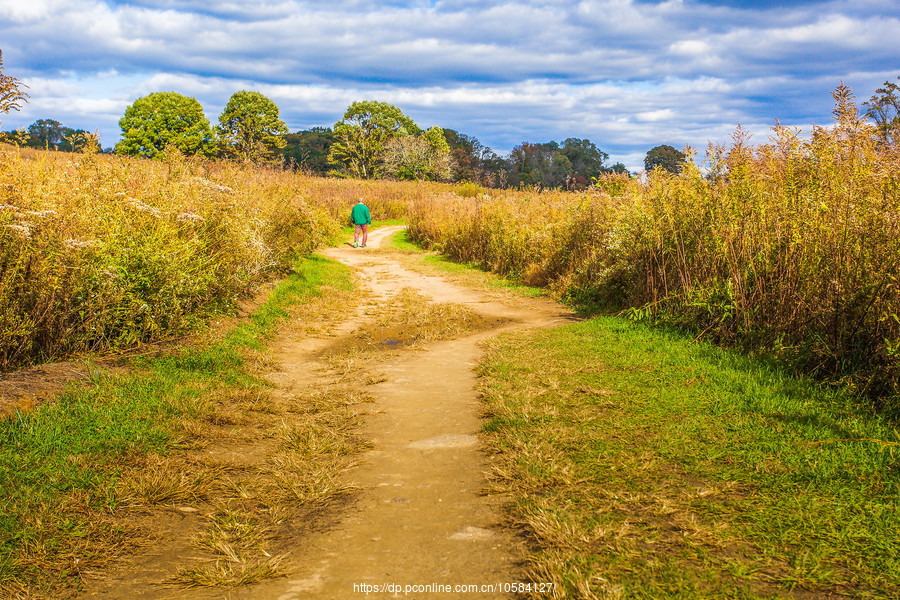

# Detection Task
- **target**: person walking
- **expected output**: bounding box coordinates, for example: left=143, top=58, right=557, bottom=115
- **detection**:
left=350, top=198, right=372, bottom=248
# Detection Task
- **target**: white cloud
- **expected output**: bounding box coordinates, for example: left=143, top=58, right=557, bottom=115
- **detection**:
left=669, top=39, right=713, bottom=56
left=1, top=0, right=897, bottom=171
left=0, top=0, right=58, bottom=23
left=635, top=109, right=676, bottom=122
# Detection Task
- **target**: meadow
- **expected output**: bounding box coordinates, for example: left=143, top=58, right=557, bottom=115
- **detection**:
left=4, top=86, right=899, bottom=417
left=409, top=87, right=900, bottom=416
left=478, top=317, right=900, bottom=599
left=2, top=86, right=900, bottom=597
left=0, top=145, right=435, bottom=371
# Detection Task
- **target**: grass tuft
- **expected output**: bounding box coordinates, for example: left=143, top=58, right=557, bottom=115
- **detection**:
left=326, top=287, right=496, bottom=361
left=170, top=556, right=286, bottom=588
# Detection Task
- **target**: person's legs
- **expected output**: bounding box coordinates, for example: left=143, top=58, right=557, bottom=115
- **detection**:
left=354, top=224, right=363, bottom=247
left=360, top=224, right=369, bottom=247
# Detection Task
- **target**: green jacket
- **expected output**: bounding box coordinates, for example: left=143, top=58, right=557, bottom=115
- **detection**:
left=350, top=203, right=371, bottom=225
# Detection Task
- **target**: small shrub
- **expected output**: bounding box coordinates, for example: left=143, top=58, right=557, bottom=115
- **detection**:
left=455, top=181, right=484, bottom=198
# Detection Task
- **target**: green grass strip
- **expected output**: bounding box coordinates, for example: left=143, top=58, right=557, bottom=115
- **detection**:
left=0, top=254, right=352, bottom=592
left=480, top=316, right=900, bottom=599
left=388, top=227, right=545, bottom=298
left=386, top=227, right=422, bottom=253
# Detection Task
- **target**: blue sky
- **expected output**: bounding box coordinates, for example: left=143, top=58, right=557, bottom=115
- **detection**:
left=1, top=0, right=897, bottom=170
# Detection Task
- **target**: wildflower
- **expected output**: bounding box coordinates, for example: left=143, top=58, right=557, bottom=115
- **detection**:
left=63, top=238, right=98, bottom=249
left=124, top=197, right=161, bottom=216
left=4, top=223, right=32, bottom=238
left=176, top=211, right=205, bottom=222
left=189, top=177, right=233, bottom=193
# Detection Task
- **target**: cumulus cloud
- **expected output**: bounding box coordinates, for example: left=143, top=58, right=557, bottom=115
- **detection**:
left=1, top=0, right=897, bottom=169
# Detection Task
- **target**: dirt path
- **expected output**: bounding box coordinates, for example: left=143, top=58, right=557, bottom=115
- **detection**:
left=231, top=227, right=571, bottom=599
left=75, top=226, right=571, bottom=600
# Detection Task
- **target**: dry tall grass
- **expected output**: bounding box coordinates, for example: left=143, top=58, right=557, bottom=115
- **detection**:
left=0, top=146, right=436, bottom=370
left=409, top=86, right=900, bottom=412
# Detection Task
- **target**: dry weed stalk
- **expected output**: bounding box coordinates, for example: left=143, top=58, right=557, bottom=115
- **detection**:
left=0, top=147, right=443, bottom=371
left=409, top=86, right=900, bottom=412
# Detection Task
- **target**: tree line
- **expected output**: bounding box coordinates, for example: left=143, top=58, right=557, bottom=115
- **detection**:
left=3, top=51, right=899, bottom=188
left=283, top=101, right=646, bottom=188
left=104, top=91, right=634, bottom=189
left=2, top=87, right=632, bottom=188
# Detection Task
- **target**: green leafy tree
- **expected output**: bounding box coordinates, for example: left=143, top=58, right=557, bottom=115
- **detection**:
left=328, top=101, right=420, bottom=179
left=26, top=119, right=64, bottom=148
left=505, top=138, right=611, bottom=189
left=644, top=144, right=687, bottom=173
left=560, top=138, right=609, bottom=188
left=507, top=141, right=572, bottom=189
left=422, top=126, right=450, bottom=154
left=217, top=90, right=288, bottom=162
left=560, top=138, right=607, bottom=177
left=421, top=126, right=452, bottom=181
left=0, top=50, right=29, bottom=124
left=281, top=127, right=335, bottom=174
left=115, top=92, right=215, bottom=158
left=864, top=76, right=900, bottom=144
left=24, top=119, right=92, bottom=152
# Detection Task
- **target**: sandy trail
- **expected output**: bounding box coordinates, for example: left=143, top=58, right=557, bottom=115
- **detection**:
left=75, top=226, right=571, bottom=600
left=233, top=226, right=571, bottom=599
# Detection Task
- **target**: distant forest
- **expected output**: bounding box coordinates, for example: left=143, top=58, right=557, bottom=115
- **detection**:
left=5, top=115, right=635, bottom=190
left=4, top=74, right=897, bottom=189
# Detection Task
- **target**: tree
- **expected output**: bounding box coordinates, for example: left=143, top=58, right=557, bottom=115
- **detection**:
left=507, top=141, right=572, bottom=189
left=421, top=126, right=452, bottom=181
left=442, top=129, right=507, bottom=185
left=444, top=129, right=485, bottom=181
left=328, top=101, right=420, bottom=179
left=504, top=138, right=612, bottom=189
left=560, top=137, right=609, bottom=189
left=217, top=90, right=288, bottom=162
left=282, top=127, right=335, bottom=174
left=26, top=119, right=64, bottom=149
left=864, top=76, right=900, bottom=145
left=382, top=136, right=435, bottom=180
left=560, top=138, right=607, bottom=176
left=24, top=119, right=91, bottom=152
left=0, top=50, right=29, bottom=124
left=382, top=126, right=452, bottom=181
left=115, top=92, right=215, bottom=158
left=644, top=144, right=686, bottom=173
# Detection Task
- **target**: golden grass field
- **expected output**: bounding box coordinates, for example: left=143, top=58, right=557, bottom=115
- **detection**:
left=2, top=85, right=899, bottom=411
left=2, top=86, right=900, bottom=597
left=0, top=145, right=446, bottom=371
left=410, top=89, right=900, bottom=414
